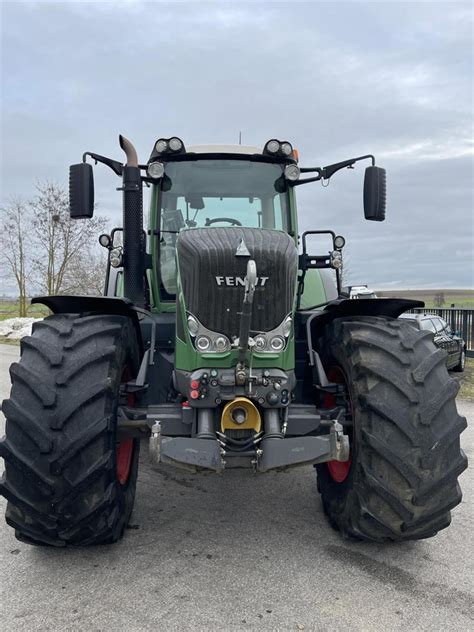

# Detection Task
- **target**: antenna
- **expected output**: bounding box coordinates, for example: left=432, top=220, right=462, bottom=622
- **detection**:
left=239, top=131, right=242, bottom=145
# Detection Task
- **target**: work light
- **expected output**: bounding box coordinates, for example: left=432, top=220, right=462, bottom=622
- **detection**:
left=169, top=137, right=184, bottom=152
left=147, top=162, right=164, bottom=179
left=284, top=164, right=300, bottom=181
left=155, top=139, right=168, bottom=153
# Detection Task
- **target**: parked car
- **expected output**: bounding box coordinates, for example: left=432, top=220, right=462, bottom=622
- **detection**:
left=399, top=313, right=466, bottom=372
left=341, top=284, right=378, bottom=299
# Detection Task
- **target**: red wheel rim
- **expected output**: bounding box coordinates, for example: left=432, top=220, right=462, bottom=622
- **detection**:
left=323, top=366, right=352, bottom=483
left=116, top=439, right=134, bottom=485
left=116, top=367, right=135, bottom=485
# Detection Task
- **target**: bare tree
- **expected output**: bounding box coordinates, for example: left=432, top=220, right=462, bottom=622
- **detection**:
left=62, top=248, right=108, bottom=296
left=30, top=182, right=107, bottom=295
left=0, top=198, right=31, bottom=316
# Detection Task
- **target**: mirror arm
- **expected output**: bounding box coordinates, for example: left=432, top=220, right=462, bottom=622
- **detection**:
left=294, top=154, right=376, bottom=186
left=83, top=152, right=124, bottom=177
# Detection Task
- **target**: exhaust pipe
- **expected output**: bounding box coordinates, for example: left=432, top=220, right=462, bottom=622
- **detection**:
left=119, top=134, right=144, bottom=307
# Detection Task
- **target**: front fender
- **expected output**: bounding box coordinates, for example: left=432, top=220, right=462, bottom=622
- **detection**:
left=31, top=295, right=143, bottom=351
left=305, top=297, right=424, bottom=346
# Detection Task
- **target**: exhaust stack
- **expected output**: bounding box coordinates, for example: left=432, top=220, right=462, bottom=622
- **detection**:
left=119, top=135, right=145, bottom=307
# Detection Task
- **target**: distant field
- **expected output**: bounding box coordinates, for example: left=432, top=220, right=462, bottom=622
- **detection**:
left=377, top=289, right=474, bottom=308
left=0, top=300, right=50, bottom=321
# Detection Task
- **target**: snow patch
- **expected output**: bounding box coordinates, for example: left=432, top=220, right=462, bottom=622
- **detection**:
left=0, top=317, right=43, bottom=340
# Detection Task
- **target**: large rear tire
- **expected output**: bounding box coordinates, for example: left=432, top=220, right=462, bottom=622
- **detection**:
left=0, top=313, right=141, bottom=546
left=316, top=316, right=467, bottom=542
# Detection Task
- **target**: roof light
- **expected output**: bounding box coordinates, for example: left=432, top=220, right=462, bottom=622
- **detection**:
left=281, top=142, right=293, bottom=156
left=155, top=139, right=168, bottom=153
left=169, top=137, right=183, bottom=152
left=334, top=235, right=346, bottom=249
left=263, top=139, right=295, bottom=158
left=266, top=139, right=280, bottom=154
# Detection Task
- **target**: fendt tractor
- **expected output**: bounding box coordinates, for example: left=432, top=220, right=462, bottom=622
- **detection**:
left=1, top=136, right=467, bottom=546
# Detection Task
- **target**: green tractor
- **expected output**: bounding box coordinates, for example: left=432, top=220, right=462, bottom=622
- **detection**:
left=1, top=135, right=467, bottom=546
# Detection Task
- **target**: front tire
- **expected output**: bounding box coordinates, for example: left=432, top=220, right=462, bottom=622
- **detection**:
left=0, top=313, right=141, bottom=546
left=316, top=316, right=467, bottom=542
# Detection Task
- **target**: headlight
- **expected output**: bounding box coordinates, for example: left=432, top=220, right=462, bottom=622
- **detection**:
left=214, top=335, right=230, bottom=352
left=283, top=316, right=292, bottom=337
left=196, top=336, right=211, bottom=352
left=187, top=315, right=199, bottom=336
left=147, top=162, right=164, bottom=179
left=109, top=247, right=123, bottom=268
left=254, top=334, right=267, bottom=351
left=270, top=336, right=285, bottom=351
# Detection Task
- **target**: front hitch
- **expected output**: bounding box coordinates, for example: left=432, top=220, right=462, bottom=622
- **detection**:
left=235, top=259, right=257, bottom=385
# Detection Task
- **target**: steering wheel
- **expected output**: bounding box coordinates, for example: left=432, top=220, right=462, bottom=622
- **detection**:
left=204, top=217, right=242, bottom=227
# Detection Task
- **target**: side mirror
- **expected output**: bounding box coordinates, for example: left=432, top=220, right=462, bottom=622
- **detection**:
left=364, top=166, right=386, bottom=221
left=69, top=163, right=94, bottom=219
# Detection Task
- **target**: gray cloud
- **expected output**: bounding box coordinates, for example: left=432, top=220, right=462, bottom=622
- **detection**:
left=1, top=0, right=472, bottom=290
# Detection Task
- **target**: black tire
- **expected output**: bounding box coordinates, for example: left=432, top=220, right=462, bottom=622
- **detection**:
left=0, top=313, right=141, bottom=547
left=452, top=347, right=466, bottom=373
left=315, top=316, right=467, bottom=542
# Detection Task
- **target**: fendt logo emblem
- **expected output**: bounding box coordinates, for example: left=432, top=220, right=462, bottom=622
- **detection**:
left=215, top=276, right=269, bottom=287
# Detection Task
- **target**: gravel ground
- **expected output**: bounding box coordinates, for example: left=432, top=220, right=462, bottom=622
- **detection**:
left=0, top=344, right=472, bottom=631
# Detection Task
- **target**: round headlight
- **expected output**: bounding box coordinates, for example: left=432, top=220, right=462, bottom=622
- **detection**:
left=334, top=235, right=346, bottom=249
left=284, top=164, right=300, bottom=182
left=109, top=248, right=123, bottom=268
left=147, top=162, right=164, bottom=179
left=281, top=142, right=293, bottom=156
left=266, top=139, right=280, bottom=154
left=254, top=334, right=267, bottom=351
left=270, top=336, right=285, bottom=352
left=155, top=139, right=168, bottom=153
left=214, top=335, right=230, bottom=352
left=169, top=137, right=183, bottom=152
left=283, top=316, right=292, bottom=337
left=99, top=233, right=111, bottom=248
left=196, top=336, right=211, bottom=352
left=187, top=315, right=199, bottom=336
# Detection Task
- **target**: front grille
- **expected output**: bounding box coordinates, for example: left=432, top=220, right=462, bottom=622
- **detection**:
left=176, top=227, right=298, bottom=339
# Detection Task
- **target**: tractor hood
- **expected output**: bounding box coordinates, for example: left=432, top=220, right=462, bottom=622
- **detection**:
left=176, top=227, right=298, bottom=341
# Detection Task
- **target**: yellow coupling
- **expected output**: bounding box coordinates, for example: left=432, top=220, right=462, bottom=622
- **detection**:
left=220, top=397, right=261, bottom=433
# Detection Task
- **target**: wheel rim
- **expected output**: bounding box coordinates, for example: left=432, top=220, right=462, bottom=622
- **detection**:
left=117, top=366, right=135, bottom=485
left=116, top=439, right=134, bottom=485
left=323, top=366, right=352, bottom=483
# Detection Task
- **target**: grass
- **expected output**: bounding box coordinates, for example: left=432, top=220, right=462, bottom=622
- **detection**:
left=377, top=289, right=474, bottom=308
left=455, top=357, right=474, bottom=401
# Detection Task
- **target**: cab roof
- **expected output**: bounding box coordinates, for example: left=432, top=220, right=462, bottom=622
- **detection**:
left=186, top=144, right=263, bottom=155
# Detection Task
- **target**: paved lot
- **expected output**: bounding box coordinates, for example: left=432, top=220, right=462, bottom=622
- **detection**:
left=0, top=343, right=472, bottom=631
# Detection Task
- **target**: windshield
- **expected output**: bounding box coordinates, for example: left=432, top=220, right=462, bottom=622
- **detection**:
left=158, top=159, right=291, bottom=297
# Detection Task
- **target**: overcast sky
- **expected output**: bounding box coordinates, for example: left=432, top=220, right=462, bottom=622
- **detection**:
left=1, top=0, right=473, bottom=291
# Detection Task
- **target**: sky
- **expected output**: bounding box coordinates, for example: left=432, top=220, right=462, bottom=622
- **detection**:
left=1, top=0, right=473, bottom=291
